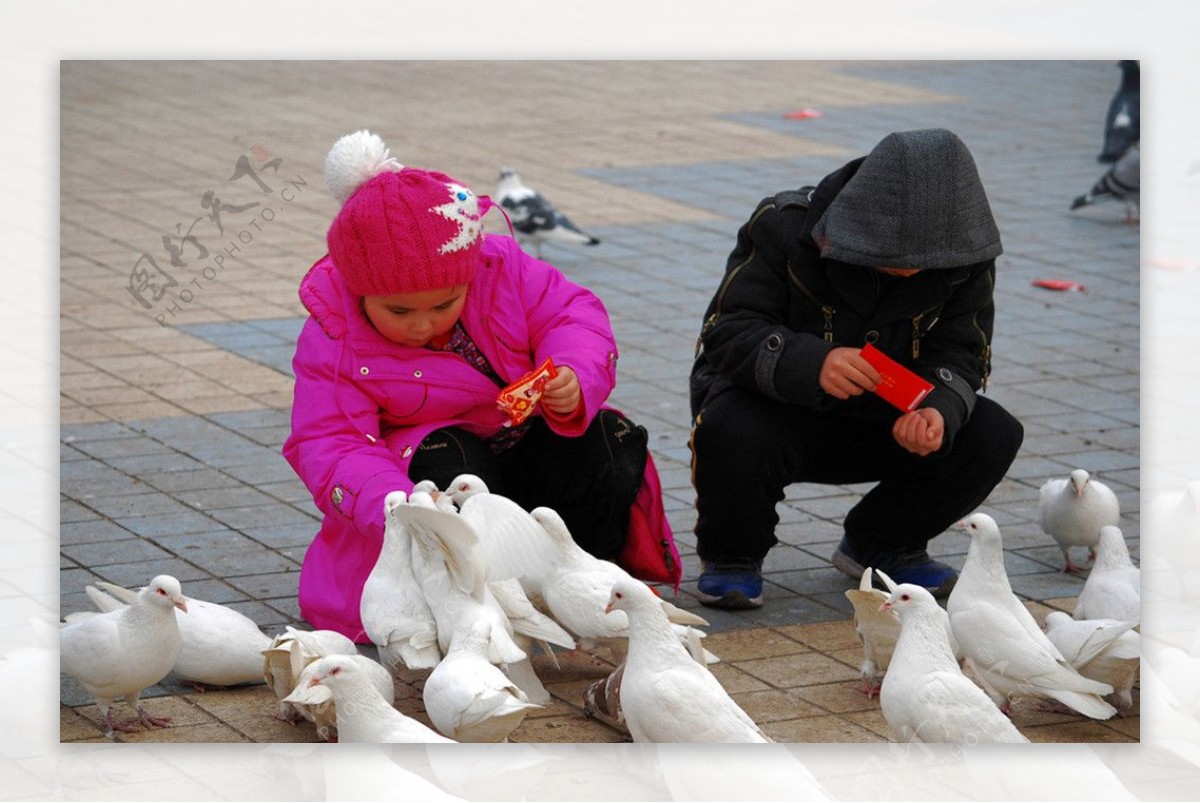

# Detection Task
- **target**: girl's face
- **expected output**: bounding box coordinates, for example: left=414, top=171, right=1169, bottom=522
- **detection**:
left=362, top=284, right=468, bottom=348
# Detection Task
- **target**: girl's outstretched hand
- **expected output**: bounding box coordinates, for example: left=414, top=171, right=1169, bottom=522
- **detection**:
left=541, top=366, right=581, bottom=415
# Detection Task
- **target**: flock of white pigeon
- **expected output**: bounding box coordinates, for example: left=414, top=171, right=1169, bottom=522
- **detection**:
left=60, top=467, right=1141, bottom=744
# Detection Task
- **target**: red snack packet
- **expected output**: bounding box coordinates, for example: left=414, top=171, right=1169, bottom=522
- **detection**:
left=859, top=343, right=934, bottom=412
left=497, top=358, right=558, bottom=426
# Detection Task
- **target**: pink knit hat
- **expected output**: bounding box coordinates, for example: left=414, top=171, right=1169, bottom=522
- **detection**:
left=324, top=131, right=486, bottom=296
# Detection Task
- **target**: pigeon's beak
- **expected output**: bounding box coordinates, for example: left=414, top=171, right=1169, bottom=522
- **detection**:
left=878, top=601, right=894, bottom=613
left=1074, top=485, right=1084, bottom=498
left=604, top=602, right=615, bottom=615
left=307, top=674, right=324, bottom=688
left=174, top=597, right=189, bottom=614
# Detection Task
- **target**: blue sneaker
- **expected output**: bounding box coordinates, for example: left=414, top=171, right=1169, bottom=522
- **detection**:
left=831, top=536, right=958, bottom=597
left=697, top=559, right=764, bottom=609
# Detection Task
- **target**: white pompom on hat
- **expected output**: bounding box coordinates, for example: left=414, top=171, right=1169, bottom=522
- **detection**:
left=324, top=130, right=485, bottom=296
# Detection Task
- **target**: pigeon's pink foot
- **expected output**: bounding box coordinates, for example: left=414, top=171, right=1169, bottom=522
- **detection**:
left=1062, top=557, right=1086, bottom=574
left=183, top=680, right=225, bottom=693
left=857, top=678, right=882, bottom=699
left=1000, top=700, right=1014, bottom=718
left=104, top=710, right=143, bottom=734
left=136, top=706, right=173, bottom=729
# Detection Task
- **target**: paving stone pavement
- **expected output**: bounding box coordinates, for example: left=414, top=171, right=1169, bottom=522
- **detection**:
left=60, top=61, right=1140, bottom=744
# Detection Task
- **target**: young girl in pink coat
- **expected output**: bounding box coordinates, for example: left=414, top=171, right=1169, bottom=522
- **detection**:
left=283, top=132, right=678, bottom=640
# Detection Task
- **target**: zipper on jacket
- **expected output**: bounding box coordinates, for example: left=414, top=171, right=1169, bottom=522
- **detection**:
left=787, top=263, right=837, bottom=342
left=912, top=313, right=923, bottom=359
left=974, top=268, right=995, bottom=390
left=701, top=203, right=777, bottom=351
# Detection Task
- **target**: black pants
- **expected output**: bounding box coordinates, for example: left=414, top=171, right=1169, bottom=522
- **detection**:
left=690, top=386, right=1024, bottom=562
left=409, top=410, right=649, bottom=560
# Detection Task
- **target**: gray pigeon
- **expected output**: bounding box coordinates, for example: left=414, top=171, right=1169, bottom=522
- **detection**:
left=1099, top=60, right=1139, bottom=163
left=496, top=168, right=600, bottom=258
left=1071, top=142, right=1140, bottom=221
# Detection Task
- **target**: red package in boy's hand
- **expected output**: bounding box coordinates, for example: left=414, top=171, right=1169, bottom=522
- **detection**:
left=497, top=358, right=558, bottom=426
left=859, top=343, right=934, bottom=412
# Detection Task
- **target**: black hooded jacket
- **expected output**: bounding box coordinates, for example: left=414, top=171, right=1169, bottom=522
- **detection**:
left=691, top=131, right=1002, bottom=454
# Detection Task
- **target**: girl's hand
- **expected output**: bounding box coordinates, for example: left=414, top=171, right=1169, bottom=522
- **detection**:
left=819, top=347, right=881, bottom=399
left=541, top=366, right=581, bottom=415
left=893, top=407, right=944, bottom=456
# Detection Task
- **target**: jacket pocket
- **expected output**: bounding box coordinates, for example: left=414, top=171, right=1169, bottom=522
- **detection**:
left=356, top=373, right=429, bottom=419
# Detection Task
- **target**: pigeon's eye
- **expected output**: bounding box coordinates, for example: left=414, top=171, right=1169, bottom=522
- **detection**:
left=901, top=594, right=911, bottom=601
left=331, top=667, right=342, bottom=676
left=156, top=588, right=167, bottom=595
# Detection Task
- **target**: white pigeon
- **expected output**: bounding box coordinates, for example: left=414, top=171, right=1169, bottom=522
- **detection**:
left=488, top=576, right=576, bottom=704
left=844, top=567, right=900, bottom=697
left=947, top=513, right=1117, bottom=719
left=1038, top=469, right=1121, bottom=572
left=1044, top=611, right=1140, bottom=710
left=879, top=583, right=1028, bottom=743
left=360, top=490, right=442, bottom=672
left=422, top=620, right=543, bottom=742
left=262, top=625, right=364, bottom=739
left=446, top=474, right=560, bottom=591
left=449, top=478, right=714, bottom=663
left=604, top=577, right=769, bottom=743
left=844, top=567, right=963, bottom=698
left=1074, top=525, right=1141, bottom=623
left=496, top=167, right=600, bottom=259
left=1070, top=141, right=1140, bottom=222
left=284, top=655, right=454, bottom=743
left=530, top=507, right=706, bottom=643
left=59, top=574, right=188, bottom=736
left=81, top=580, right=269, bottom=688
left=395, top=497, right=527, bottom=666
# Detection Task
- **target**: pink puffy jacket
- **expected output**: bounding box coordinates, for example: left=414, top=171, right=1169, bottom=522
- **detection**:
left=283, top=234, right=676, bottom=640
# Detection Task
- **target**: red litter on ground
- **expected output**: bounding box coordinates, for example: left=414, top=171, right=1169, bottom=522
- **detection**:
left=1032, top=279, right=1086, bottom=292
left=784, top=108, right=822, bottom=120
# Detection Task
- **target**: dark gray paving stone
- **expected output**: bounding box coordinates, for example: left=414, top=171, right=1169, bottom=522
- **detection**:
left=92, top=559, right=211, bottom=587
left=61, top=498, right=101, bottom=524
left=225, top=572, right=300, bottom=601
left=111, top=510, right=227, bottom=538
left=143, top=468, right=244, bottom=493
left=76, top=492, right=203, bottom=520
left=61, top=538, right=175, bottom=568
left=177, top=486, right=282, bottom=511
left=60, top=520, right=137, bottom=546
left=205, top=504, right=319, bottom=532
left=241, top=523, right=319, bottom=550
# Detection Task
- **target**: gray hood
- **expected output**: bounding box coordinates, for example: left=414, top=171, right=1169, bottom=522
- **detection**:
left=811, top=128, right=1002, bottom=270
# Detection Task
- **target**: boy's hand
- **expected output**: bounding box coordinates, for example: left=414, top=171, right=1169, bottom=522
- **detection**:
left=541, top=366, right=581, bottom=415
left=893, top=407, right=944, bottom=456
left=819, top=347, right=881, bottom=399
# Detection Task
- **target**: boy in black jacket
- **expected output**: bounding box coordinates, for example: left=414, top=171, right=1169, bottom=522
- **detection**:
left=689, top=128, right=1024, bottom=609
